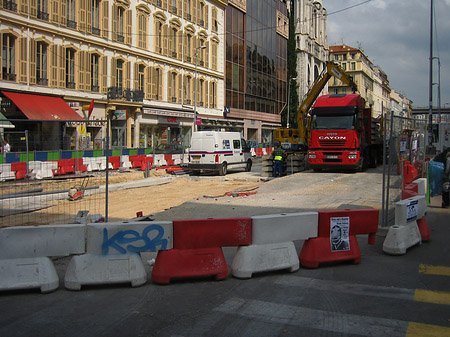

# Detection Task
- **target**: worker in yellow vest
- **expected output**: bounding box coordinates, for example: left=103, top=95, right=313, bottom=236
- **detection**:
left=272, top=144, right=285, bottom=178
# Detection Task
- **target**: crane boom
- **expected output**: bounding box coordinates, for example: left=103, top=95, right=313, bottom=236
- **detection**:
left=275, top=61, right=357, bottom=151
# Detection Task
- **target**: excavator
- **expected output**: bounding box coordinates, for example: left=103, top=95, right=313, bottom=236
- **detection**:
left=274, top=61, right=357, bottom=152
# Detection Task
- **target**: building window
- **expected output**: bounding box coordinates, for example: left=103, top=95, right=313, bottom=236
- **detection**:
left=116, top=59, right=124, bottom=89
left=155, top=21, right=163, bottom=53
left=91, top=54, right=99, bottom=92
left=171, top=27, right=177, bottom=58
left=184, top=75, right=191, bottom=104
left=37, top=0, right=49, bottom=21
left=210, top=82, right=216, bottom=108
left=37, top=42, right=48, bottom=85
left=92, top=0, right=101, bottom=35
left=116, top=6, right=125, bottom=42
left=67, top=0, right=77, bottom=29
left=350, top=62, right=356, bottom=71
left=185, top=33, right=192, bottom=62
left=2, top=34, right=16, bottom=81
left=199, top=1, right=205, bottom=26
left=170, top=72, right=177, bottom=102
left=137, top=12, right=148, bottom=49
left=185, top=0, right=193, bottom=21
left=199, top=79, right=204, bottom=106
left=154, top=68, right=161, bottom=100
left=138, top=64, right=145, bottom=91
left=65, top=48, right=75, bottom=89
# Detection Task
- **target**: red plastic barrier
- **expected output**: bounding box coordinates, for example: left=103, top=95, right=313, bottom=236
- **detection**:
left=402, top=183, right=419, bottom=199
left=108, top=156, right=120, bottom=170
left=129, top=155, right=145, bottom=169
left=152, top=248, right=228, bottom=284
left=164, top=154, right=174, bottom=166
left=299, top=209, right=379, bottom=268
left=140, top=156, right=153, bottom=171
left=74, top=158, right=87, bottom=172
left=417, top=217, right=430, bottom=242
left=403, top=161, right=418, bottom=186
left=11, top=162, right=27, bottom=180
left=151, top=217, right=252, bottom=284
left=255, top=148, right=264, bottom=156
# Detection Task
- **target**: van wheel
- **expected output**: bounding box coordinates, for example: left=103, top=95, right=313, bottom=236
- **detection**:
left=219, top=162, right=227, bottom=176
left=245, top=159, right=252, bottom=172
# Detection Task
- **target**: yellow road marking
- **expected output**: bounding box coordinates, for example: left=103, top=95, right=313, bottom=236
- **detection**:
left=414, top=289, right=450, bottom=305
left=419, top=264, right=450, bottom=276
left=407, top=322, right=450, bottom=337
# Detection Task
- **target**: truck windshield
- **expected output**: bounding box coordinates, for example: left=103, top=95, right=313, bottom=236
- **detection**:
left=311, top=115, right=355, bottom=130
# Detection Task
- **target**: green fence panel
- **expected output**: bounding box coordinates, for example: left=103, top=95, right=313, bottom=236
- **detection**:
left=20, top=153, right=34, bottom=162
left=112, top=149, right=121, bottom=157
left=128, top=149, right=138, bottom=156
left=93, top=150, right=103, bottom=157
left=47, top=152, right=60, bottom=161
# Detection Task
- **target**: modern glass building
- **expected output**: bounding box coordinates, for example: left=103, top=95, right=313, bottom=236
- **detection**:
left=222, top=0, right=288, bottom=144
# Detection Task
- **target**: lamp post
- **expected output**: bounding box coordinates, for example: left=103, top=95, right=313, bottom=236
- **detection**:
left=432, top=57, right=441, bottom=123
left=287, top=77, right=297, bottom=128
left=194, top=45, right=206, bottom=132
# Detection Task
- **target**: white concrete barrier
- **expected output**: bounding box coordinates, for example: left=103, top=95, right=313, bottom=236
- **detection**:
left=231, top=212, right=318, bottom=279
left=0, top=257, right=59, bottom=293
left=120, top=155, right=132, bottom=169
left=64, top=253, right=146, bottom=290
left=0, top=163, right=15, bottom=181
left=383, top=195, right=425, bottom=255
left=86, top=221, right=173, bottom=254
left=394, top=195, right=426, bottom=227
left=412, top=178, right=427, bottom=196
left=0, top=225, right=86, bottom=259
left=63, top=221, right=172, bottom=290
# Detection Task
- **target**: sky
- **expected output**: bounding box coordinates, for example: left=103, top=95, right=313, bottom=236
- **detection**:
left=324, top=0, right=450, bottom=108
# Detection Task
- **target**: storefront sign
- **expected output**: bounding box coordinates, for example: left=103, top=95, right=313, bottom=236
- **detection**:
left=112, top=110, right=127, bottom=120
left=66, top=121, right=105, bottom=127
left=158, top=116, right=179, bottom=124
left=68, top=102, right=80, bottom=107
left=143, top=108, right=192, bottom=119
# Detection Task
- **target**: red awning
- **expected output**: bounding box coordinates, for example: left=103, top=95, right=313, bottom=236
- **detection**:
left=2, top=91, right=82, bottom=121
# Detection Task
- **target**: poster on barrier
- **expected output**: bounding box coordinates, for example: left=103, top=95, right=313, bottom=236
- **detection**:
left=330, top=217, right=350, bottom=252
left=406, top=200, right=419, bottom=222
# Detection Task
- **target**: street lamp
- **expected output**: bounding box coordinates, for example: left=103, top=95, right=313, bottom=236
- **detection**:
left=194, top=45, right=206, bottom=132
left=287, top=77, right=297, bottom=128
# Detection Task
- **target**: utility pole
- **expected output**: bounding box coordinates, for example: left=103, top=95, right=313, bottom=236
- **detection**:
left=427, top=0, right=434, bottom=153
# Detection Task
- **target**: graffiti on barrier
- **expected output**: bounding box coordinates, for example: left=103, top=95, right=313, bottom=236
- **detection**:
left=102, top=224, right=168, bottom=255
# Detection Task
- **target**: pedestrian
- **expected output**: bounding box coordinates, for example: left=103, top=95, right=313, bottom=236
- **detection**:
left=272, top=144, right=284, bottom=178
left=442, top=151, right=450, bottom=208
left=3, top=139, right=10, bottom=154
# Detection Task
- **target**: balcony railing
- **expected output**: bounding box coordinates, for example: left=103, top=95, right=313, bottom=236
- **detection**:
left=186, top=13, right=191, bottom=21
left=117, top=34, right=124, bottom=43
left=172, top=52, right=177, bottom=58
left=66, top=81, right=76, bottom=89
left=91, top=27, right=101, bottom=36
left=91, top=85, right=99, bottom=92
left=67, top=19, right=77, bottom=29
left=186, top=56, right=191, bottom=63
left=37, top=77, right=48, bottom=86
left=171, top=97, right=177, bottom=103
left=2, top=72, right=16, bottom=81
left=37, top=10, right=49, bottom=21
left=107, top=87, right=144, bottom=102
left=3, top=0, right=17, bottom=12
left=171, top=6, right=177, bottom=14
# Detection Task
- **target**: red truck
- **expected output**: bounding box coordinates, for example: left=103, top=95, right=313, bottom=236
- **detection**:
left=307, top=94, right=383, bottom=171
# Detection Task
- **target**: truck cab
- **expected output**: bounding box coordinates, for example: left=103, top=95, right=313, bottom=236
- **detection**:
left=307, top=94, right=372, bottom=171
left=188, top=131, right=252, bottom=175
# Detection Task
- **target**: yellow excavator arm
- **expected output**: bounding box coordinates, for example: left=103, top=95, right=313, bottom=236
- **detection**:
left=297, top=61, right=358, bottom=146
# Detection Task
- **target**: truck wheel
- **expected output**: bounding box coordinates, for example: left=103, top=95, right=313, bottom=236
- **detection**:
left=245, top=159, right=252, bottom=172
left=219, top=162, right=227, bottom=176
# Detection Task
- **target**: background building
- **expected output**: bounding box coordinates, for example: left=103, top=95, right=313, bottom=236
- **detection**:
left=292, top=0, right=328, bottom=102
left=222, top=0, right=288, bottom=144
left=0, top=0, right=227, bottom=151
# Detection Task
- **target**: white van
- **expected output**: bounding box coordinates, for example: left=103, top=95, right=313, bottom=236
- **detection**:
left=188, top=131, right=252, bottom=175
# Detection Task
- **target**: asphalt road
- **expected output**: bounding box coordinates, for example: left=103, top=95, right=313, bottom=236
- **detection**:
left=1, top=166, right=449, bottom=337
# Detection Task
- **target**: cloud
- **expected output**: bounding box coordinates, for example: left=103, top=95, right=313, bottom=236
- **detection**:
left=325, top=0, right=450, bottom=107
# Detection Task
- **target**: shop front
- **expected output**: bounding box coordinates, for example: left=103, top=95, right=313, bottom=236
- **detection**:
left=137, top=108, right=194, bottom=154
